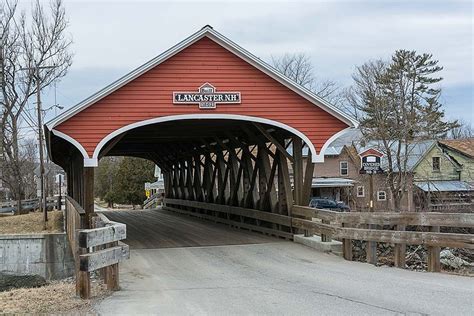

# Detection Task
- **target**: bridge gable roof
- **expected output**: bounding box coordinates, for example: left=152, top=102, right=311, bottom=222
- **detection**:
left=47, top=26, right=357, bottom=130
left=47, top=26, right=358, bottom=166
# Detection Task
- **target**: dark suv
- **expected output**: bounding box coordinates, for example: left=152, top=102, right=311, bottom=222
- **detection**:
left=309, top=198, right=349, bottom=212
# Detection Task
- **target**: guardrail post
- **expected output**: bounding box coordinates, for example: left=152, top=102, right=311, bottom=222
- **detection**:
left=76, top=242, right=91, bottom=299
left=321, top=219, right=330, bottom=242
left=104, top=241, right=120, bottom=290
left=84, top=167, right=95, bottom=228
left=394, top=224, right=406, bottom=268
left=366, top=224, right=377, bottom=265
left=342, top=223, right=352, bottom=260
left=427, top=226, right=441, bottom=272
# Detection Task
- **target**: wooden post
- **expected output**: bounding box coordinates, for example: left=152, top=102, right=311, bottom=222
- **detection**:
left=427, top=226, right=441, bottom=272
left=342, top=223, right=352, bottom=260
left=366, top=174, right=377, bottom=265
left=292, top=138, right=309, bottom=236
left=321, top=220, right=331, bottom=242
left=104, top=241, right=120, bottom=290
left=105, top=263, right=120, bottom=290
left=83, top=167, right=95, bottom=229
left=302, top=149, right=315, bottom=205
left=79, top=166, right=94, bottom=298
left=394, top=224, right=406, bottom=268
left=76, top=245, right=90, bottom=299
left=292, top=137, right=303, bottom=205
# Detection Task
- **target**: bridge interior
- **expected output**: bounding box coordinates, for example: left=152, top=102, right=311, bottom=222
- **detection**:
left=103, top=208, right=280, bottom=249
left=50, top=118, right=315, bottom=236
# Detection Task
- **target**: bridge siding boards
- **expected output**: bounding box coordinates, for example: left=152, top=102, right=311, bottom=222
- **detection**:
left=55, top=37, right=348, bottom=156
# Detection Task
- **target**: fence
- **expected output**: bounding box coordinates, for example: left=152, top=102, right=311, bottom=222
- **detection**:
left=65, top=196, right=129, bottom=299
left=143, top=193, right=162, bottom=209
left=0, top=197, right=60, bottom=214
left=292, top=205, right=474, bottom=271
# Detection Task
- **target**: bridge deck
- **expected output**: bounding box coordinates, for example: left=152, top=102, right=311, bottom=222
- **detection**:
left=102, top=208, right=280, bottom=249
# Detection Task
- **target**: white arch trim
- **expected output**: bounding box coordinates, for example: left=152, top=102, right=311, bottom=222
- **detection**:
left=314, top=127, right=356, bottom=163
left=51, top=130, right=89, bottom=158
left=92, top=114, right=321, bottom=164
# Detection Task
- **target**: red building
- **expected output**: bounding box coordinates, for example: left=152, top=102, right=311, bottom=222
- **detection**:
left=46, top=26, right=357, bottom=224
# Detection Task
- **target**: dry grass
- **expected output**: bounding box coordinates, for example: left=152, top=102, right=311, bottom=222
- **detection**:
left=0, top=280, right=109, bottom=314
left=0, top=210, right=63, bottom=234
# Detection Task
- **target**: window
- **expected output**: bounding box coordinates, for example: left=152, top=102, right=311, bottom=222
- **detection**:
left=340, top=161, right=348, bottom=176
left=432, top=157, right=440, bottom=172
left=377, top=191, right=387, bottom=201
left=357, top=186, right=365, bottom=197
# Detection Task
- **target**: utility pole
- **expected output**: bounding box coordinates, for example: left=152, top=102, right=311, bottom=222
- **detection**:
left=20, top=64, right=56, bottom=228
left=35, top=65, right=48, bottom=228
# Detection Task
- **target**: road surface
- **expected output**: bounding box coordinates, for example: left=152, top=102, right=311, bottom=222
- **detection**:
left=95, top=209, right=473, bottom=315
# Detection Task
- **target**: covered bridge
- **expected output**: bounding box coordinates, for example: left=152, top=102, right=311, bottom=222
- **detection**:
left=46, top=25, right=357, bottom=231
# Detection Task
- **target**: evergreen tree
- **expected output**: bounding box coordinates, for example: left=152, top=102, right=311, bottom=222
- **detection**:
left=95, top=157, right=154, bottom=207
left=350, top=50, right=458, bottom=211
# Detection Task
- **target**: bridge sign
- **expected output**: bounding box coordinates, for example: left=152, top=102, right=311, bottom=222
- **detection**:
left=173, top=83, right=241, bottom=109
left=359, top=148, right=384, bottom=174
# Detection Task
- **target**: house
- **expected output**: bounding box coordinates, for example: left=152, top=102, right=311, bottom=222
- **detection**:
left=310, top=130, right=473, bottom=212
left=416, top=138, right=474, bottom=212
left=438, top=138, right=474, bottom=183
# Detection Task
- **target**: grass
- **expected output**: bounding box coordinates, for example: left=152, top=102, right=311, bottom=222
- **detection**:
left=0, top=210, right=63, bottom=234
left=0, top=280, right=109, bottom=314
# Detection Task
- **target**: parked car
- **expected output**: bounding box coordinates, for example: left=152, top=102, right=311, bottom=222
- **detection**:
left=336, top=201, right=350, bottom=211
left=309, top=198, right=349, bottom=212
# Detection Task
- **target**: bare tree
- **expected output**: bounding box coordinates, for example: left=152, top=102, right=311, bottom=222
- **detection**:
left=0, top=0, right=72, bottom=209
left=271, top=53, right=343, bottom=106
left=448, top=119, right=474, bottom=139
left=349, top=51, right=458, bottom=211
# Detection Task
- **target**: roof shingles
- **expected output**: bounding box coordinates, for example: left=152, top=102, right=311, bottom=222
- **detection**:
left=439, top=138, right=474, bottom=158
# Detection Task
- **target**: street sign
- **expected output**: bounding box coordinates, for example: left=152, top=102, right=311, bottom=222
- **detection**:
left=359, top=148, right=384, bottom=174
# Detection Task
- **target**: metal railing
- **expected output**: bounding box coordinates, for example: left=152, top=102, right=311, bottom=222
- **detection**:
left=0, top=197, right=61, bottom=214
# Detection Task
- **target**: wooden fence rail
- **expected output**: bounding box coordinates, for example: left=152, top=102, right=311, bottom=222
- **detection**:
left=143, top=193, right=161, bottom=209
left=164, top=198, right=293, bottom=239
left=292, top=205, right=474, bottom=271
left=292, top=206, right=474, bottom=227
left=65, top=196, right=129, bottom=299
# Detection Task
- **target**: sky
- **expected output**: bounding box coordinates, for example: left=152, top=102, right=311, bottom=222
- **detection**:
left=28, top=0, right=473, bottom=125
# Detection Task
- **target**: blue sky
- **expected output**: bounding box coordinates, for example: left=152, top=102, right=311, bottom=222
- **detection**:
left=33, top=0, right=473, bottom=124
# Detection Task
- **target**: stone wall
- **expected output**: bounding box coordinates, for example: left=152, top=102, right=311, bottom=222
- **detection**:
left=0, top=233, right=74, bottom=280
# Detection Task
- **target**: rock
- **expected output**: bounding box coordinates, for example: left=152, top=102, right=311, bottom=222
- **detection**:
left=0, top=272, right=47, bottom=292
left=440, top=249, right=473, bottom=270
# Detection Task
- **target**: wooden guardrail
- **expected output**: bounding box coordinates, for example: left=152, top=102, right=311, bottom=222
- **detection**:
left=65, top=196, right=129, bottom=299
left=292, top=205, right=474, bottom=272
left=65, top=196, right=86, bottom=259
left=164, top=198, right=293, bottom=239
left=143, top=193, right=161, bottom=209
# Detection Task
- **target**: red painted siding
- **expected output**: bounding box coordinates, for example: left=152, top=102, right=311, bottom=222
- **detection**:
left=56, top=37, right=349, bottom=156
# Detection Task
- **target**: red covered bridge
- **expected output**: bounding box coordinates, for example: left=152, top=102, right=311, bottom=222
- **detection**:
left=46, top=25, right=357, bottom=225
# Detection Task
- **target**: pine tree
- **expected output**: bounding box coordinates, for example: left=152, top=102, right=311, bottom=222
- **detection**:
left=350, top=50, right=458, bottom=211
